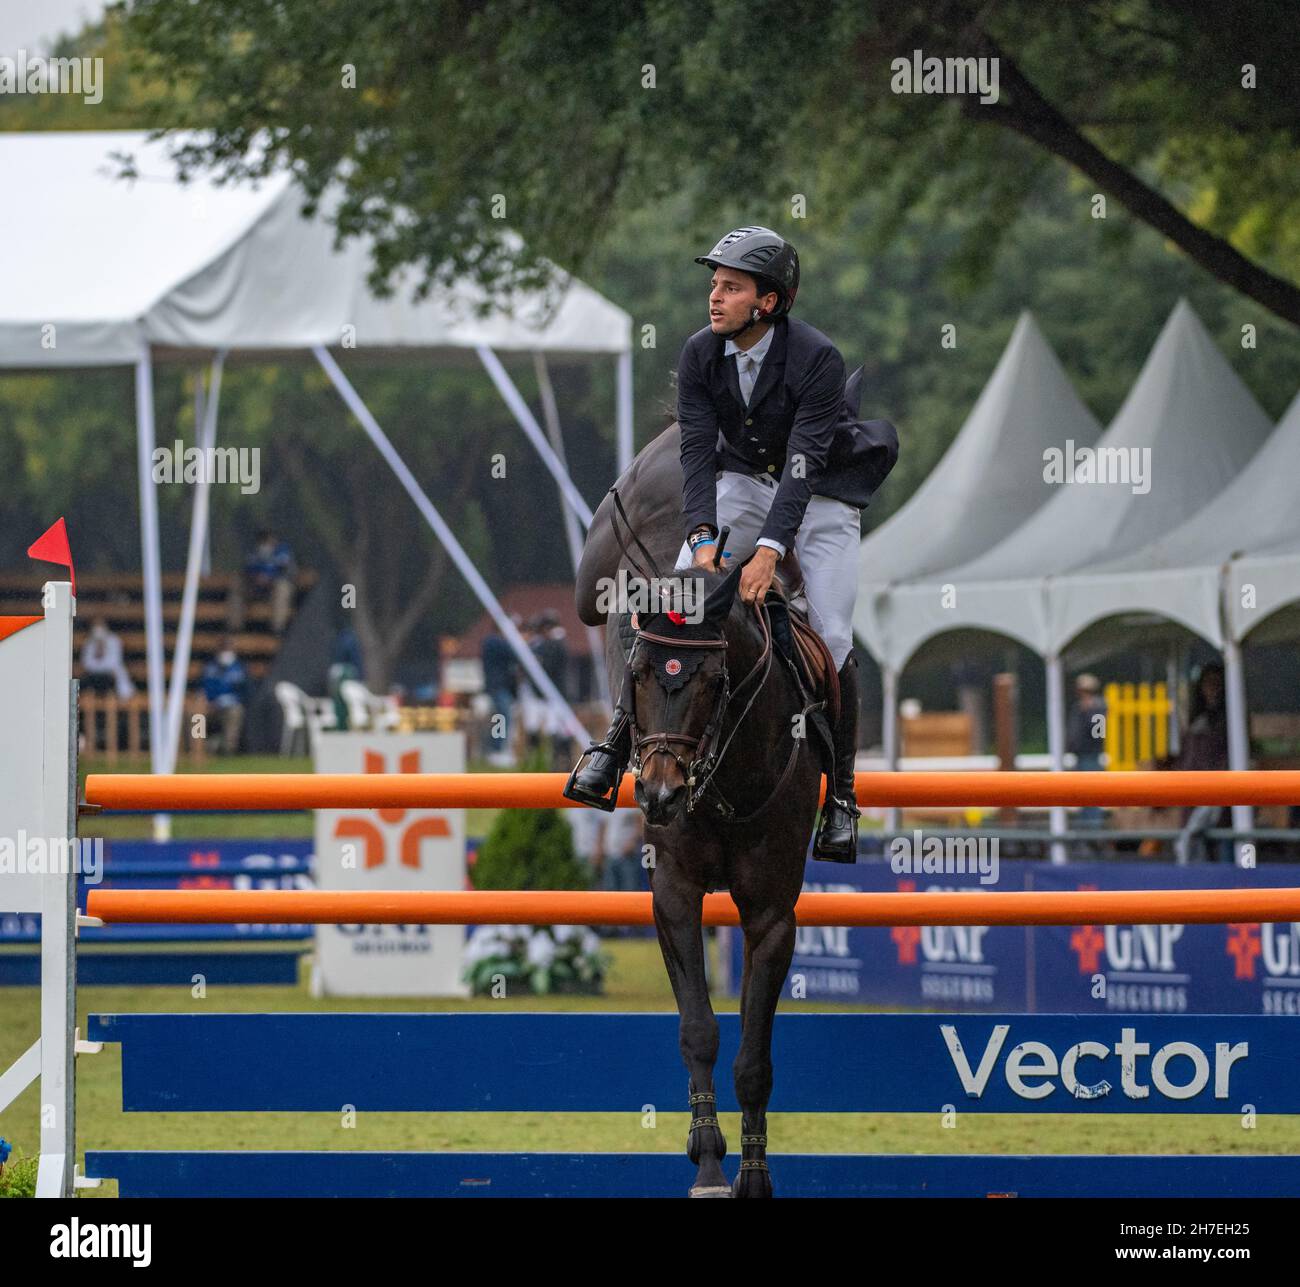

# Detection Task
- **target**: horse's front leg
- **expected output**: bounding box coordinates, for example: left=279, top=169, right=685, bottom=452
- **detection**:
left=729, top=898, right=797, bottom=1198
left=652, top=861, right=729, bottom=1197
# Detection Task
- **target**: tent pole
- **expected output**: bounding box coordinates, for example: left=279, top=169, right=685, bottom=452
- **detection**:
left=882, top=663, right=899, bottom=834
left=1166, top=648, right=1181, bottom=757
left=476, top=346, right=593, bottom=527
left=166, top=351, right=225, bottom=774
left=196, top=371, right=213, bottom=577
left=616, top=349, right=634, bottom=476
left=134, top=350, right=168, bottom=839
left=313, top=346, right=589, bottom=745
left=1045, top=653, right=1068, bottom=864
left=533, top=353, right=611, bottom=710
left=1223, top=634, right=1253, bottom=866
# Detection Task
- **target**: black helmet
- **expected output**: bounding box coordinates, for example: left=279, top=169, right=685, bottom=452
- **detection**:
left=695, top=226, right=799, bottom=317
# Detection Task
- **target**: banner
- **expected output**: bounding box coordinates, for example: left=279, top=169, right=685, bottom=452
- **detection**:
left=1030, top=863, right=1300, bottom=1015
left=312, top=732, right=468, bottom=996
left=730, top=859, right=1300, bottom=1014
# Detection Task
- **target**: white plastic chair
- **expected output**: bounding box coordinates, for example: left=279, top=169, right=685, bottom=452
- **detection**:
left=339, top=679, right=402, bottom=733
left=274, top=682, right=309, bottom=756
left=339, top=679, right=374, bottom=731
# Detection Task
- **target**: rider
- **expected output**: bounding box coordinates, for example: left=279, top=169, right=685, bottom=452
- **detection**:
left=567, top=226, right=898, bottom=862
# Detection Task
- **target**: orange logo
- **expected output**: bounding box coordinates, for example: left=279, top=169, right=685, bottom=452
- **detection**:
left=332, top=749, right=451, bottom=870
left=1225, top=923, right=1261, bottom=981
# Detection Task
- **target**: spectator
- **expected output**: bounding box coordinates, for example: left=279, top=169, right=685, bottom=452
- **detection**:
left=1174, top=663, right=1228, bottom=772
left=244, top=527, right=296, bottom=634
left=481, top=621, right=519, bottom=766
left=517, top=616, right=554, bottom=758
left=1168, top=663, right=1231, bottom=862
left=534, top=610, right=571, bottom=769
left=79, top=616, right=134, bottom=700
left=1067, top=673, right=1107, bottom=828
left=564, top=805, right=604, bottom=883
left=593, top=808, right=647, bottom=937
left=202, top=636, right=248, bottom=754
left=329, top=624, right=363, bottom=730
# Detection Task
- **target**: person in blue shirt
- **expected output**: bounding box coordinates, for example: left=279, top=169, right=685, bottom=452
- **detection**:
left=202, top=637, right=248, bottom=754
left=244, top=527, right=297, bottom=634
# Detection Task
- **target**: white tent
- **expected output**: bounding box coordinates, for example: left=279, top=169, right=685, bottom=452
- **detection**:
left=1041, top=388, right=1300, bottom=851
left=868, top=300, right=1273, bottom=673
left=0, top=132, right=632, bottom=365
left=855, top=310, right=1102, bottom=667
left=0, top=131, right=633, bottom=820
left=858, top=300, right=1275, bottom=859
left=1214, top=391, right=1300, bottom=644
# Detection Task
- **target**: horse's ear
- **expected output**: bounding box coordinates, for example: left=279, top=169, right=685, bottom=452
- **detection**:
left=702, top=562, right=743, bottom=625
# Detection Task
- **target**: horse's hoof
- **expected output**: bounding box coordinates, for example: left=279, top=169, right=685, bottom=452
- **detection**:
left=732, top=1166, right=774, bottom=1199
left=689, top=1184, right=734, bottom=1199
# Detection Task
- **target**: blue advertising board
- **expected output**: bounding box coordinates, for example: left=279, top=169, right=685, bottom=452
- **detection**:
left=730, top=858, right=1300, bottom=1014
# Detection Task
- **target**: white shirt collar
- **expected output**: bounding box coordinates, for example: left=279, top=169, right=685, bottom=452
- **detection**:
left=724, top=323, right=776, bottom=364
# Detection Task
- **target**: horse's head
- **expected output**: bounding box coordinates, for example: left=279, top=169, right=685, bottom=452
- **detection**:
left=627, top=562, right=763, bottom=825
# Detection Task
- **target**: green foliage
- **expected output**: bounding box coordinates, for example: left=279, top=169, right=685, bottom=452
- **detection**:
left=0, top=1148, right=38, bottom=1198
left=471, top=801, right=589, bottom=892
left=106, top=0, right=1300, bottom=320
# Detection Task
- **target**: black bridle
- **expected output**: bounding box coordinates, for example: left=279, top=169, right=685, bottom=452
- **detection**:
left=608, top=484, right=818, bottom=822
left=629, top=599, right=819, bottom=823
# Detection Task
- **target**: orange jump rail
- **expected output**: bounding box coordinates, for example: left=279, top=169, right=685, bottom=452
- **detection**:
left=82, top=769, right=1300, bottom=812
left=85, top=887, right=1300, bottom=928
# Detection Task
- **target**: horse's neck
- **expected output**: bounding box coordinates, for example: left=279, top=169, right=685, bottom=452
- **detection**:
left=714, top=610, right=801, bottom=775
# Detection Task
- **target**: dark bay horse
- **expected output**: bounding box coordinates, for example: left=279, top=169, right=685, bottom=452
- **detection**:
left=575, top=424, right=825, bottom=1198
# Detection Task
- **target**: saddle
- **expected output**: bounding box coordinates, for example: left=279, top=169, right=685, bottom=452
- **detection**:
left=764, top=551, right=837, bottom=774
left=615, top=547, right=841, bottom=766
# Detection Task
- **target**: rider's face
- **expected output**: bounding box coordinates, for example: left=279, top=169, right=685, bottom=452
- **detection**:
left=708, top=269, right=774, bottom=334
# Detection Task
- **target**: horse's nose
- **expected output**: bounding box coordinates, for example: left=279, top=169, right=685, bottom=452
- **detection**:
left=636, top=777, right=685, bottom=826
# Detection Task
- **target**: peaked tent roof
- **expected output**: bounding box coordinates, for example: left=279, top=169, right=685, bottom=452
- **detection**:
left=854, top=311, right=1101, bottom=662
left=1048, top=388, right=1300, bottom=652
left=865, top=300, right=1274, bottom=670
left=0, top=131, right=631, bottom=369
left=1220, top=389, right=1300, bottom=644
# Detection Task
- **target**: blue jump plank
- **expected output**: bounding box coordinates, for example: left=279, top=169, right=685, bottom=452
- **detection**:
left=87, top=1012, right=1300, bottom=1114
left=83, top=1151, right=1300, bottom=1199
left=0, top=951, right=301, bottom=987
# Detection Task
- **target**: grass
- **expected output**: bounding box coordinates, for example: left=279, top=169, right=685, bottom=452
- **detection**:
left=3, top=938, right=1297, bottom=1200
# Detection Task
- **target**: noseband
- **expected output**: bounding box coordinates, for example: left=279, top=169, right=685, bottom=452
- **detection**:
left=629, top=604, right=779, bottom=818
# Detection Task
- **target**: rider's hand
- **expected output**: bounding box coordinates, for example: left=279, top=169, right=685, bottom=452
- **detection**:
left=739, top=546, right=778, bottom=605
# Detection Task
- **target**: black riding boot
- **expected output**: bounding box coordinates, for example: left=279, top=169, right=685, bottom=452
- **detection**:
left=564, top=675, right=633, bottom=811
left=813, top=653, right=861, bottom=862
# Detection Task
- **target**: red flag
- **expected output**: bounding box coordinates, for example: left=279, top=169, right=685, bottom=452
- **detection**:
left=27, top=518, right=76, bottom=597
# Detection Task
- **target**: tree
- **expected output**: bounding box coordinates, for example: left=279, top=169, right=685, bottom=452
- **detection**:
left=110, top=0, right=1300, bottom=326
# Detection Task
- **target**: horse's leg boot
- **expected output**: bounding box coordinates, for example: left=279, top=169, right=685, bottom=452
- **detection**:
left=813, top=653, right=861, bottom=862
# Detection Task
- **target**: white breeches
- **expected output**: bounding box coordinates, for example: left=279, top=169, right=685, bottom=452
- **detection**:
left=673, top=470, right=860, bottom=669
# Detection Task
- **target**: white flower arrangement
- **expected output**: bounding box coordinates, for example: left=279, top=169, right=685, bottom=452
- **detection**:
left=463, top=922, right=610, bottom=995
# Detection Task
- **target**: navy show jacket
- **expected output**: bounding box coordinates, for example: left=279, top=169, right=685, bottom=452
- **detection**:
left=677, top=316, right=899, bottom=552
